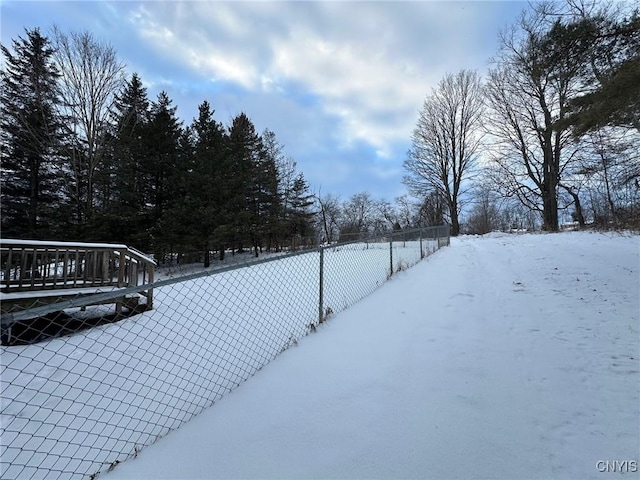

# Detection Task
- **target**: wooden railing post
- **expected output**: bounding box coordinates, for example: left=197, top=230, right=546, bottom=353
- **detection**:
left=4, top=248, right=12, bottom=291
left=147, top=264, right=154, bottom=309
left=118, top=249, right=126, bottom=287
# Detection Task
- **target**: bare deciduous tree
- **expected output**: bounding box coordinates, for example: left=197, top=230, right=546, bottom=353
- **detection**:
left=340, top=192, right=378, bottom=240
left=464, top=184, right=502, bottom=235
left=484, top=5, right=588, bottom=231
left=413, top=191, right=446, bottom=228
left=315, top=192, right=341, bottom=244
left=52, top=26, right=126, bottom=223
left=404, top=69, right=484, bottom=236
left=576, top=128, right=640, bottom=225
left=394, top=195, right=415, bottom=230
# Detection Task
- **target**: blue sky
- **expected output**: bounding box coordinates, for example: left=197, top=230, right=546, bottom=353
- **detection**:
left=1, top=1, right=527, bottom=202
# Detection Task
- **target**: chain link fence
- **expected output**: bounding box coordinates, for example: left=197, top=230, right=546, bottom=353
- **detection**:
left=1, top=225, right=450, bottom=480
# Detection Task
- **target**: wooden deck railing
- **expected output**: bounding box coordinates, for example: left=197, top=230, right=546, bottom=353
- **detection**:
left=0, top=239, right=156, bottom=313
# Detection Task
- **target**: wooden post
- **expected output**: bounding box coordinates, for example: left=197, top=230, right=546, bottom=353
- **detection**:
left=147, top=264, right=154, bottom=310
left=118, top=250, right=126, bottom=287
left=41, top=248, right=48, bottom=289
left=73, top=250, right=80, bottom=287
left=19, top=249, right=27, bottom=290
left=102, top=251, right=109, bottom=283
left=4, top=248, right=12, bottom=290
left=30, top=248, right=37, bottom=289
left=53, top=249, right=60, bottom=287
left=91, top=251, right=98, bottom=283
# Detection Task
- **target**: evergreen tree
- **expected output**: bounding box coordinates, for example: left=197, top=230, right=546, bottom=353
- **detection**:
left=253, top=133, right=280, bottom=252
left=286, top=173, right=315, bottom=246
left=97, top=73, right=150, bottom=245
left=227, top=113, right=268, bottom=256
left=145, top=91, right=182, bottom=228
left=1, top=28, right=65, bottom=238
left=184, top=100, right=228, bottom=266
left=261, top=129, right=287, bottom=249
left=155, top=127, right=195, bottom=263
left=573, top=14, right=639, bottom=133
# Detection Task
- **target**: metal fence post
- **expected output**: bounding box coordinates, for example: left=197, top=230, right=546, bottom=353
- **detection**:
left=318, top=246, right=324, bottom=324
left=389, top=234, right=393, bottom=277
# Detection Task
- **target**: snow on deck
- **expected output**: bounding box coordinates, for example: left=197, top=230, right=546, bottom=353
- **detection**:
left=0, top=286, right=121, bottom=301
left=103, top=231, right=640, bottom=480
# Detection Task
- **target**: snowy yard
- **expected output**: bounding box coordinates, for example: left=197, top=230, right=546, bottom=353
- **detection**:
left=103, top=231, right=639, bottom=480
left=1, top=237, right=437, bottom=480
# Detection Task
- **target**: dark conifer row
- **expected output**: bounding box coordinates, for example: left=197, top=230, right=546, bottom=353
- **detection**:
left=1, top=29, right=315, bottom=263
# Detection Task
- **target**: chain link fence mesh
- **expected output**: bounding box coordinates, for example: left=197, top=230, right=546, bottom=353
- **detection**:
left=1, top=225, right=449, bottom=480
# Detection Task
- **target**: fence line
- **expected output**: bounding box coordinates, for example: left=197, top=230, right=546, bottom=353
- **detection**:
left=0, top=225, right=450, bottom=480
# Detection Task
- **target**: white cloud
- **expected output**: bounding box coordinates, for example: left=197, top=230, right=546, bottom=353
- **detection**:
left=1, top=0, right=526, bottom=201
left=114, top=1, right=525, bottom=197
left=124, top=2, right=503, bottom=153
left=127, top=3, right=263, bottom=89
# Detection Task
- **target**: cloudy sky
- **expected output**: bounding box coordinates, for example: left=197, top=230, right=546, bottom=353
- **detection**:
left=1, top=1, right=527, bottom=202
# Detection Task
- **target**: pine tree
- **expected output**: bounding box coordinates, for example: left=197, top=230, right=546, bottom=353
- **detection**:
left=145, top=91, right=182, bottom=227
left=254, top=135, right=280, bottom=252
left=185, top=100, right=228, bottom=266
left=262, top=129, right=291, bottom=250
left=546, top=11, right=640, bottom=135
left=227, top=113, right=267, bottom=256
left=97, top=73, right=150, bottom=245
left=286, top=173, right=315, bottom=247
left=1, top=28, right=65, bottom=238
left=160, top=101, right=229, bottom=266
left=155, top=127, right=195, bottom=263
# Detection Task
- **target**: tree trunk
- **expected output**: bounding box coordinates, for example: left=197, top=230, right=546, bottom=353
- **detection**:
left=601, top=154, right=616, bottom=222
left=203, top=241, right=210, bottom=268
left=573, top=195, right=585, bottom=227
left=560, top=184, right=585, bottom=227
left=449, top=198, right=460, bottom=236
left=450, top=210, right=460, bottom=236
left=29, top=157, right=40, bottom=238
left=86, top=170, right=94, bottom=223
left=541, top=129, right=560, bottom=232
left=542, top=189, right=559, bottom=231
left=542, top=167, right=558, bottom=231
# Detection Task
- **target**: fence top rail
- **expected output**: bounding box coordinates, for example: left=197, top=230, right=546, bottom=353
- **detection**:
left=329, top=225, right=449, bottom=247
left=1, top=239, right=129, bottom=250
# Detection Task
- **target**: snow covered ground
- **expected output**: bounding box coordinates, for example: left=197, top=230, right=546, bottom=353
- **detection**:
left=102, top=231, right=639, bottom=480
left=1, top=238, right=436, bottom=480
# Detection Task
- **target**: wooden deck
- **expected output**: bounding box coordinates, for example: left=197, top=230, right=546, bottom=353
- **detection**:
left=1, top=239, right=156, bottom=316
